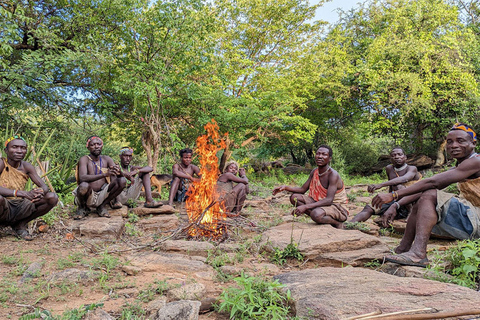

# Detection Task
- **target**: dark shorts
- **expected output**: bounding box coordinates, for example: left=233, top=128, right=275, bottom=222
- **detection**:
left=174, top=179, right=189, bottom=202
left=0, top=198, right=36, bottom=226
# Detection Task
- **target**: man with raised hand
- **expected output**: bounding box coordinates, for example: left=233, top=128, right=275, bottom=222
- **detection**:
left=272, top=145, right=349, bottom=228
left=115, top=147, right=162, bottom=208
left=0, top=136, right=58, bottom=240
left=372, top=124, right=480, bottom=267
left=73, top=136, right=125, bottom=219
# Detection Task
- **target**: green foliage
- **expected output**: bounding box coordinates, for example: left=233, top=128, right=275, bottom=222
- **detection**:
left=364, top=259, right=381, bottom=269
left=19, top=303, right=104, bottom=320
left=343, top=222, right=371, bottom=232
left=429, top=239, right=480, bottom=289
left=272, top=242, right=304, bottom=266
left=126, top=199, right=139, bottom=209
left=119, top=301, right=145, bottom=320
left=216, top=273, right=294, bottom=319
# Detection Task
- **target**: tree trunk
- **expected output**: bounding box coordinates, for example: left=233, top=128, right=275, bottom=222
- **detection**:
left=141, top=125, right=161, bottom=172
left=219, top=136, right=232, bottom=173
left=434, top=140, right=447, bottom=167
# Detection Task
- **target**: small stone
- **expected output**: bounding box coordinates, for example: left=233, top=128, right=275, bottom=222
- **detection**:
left=121, top=265, right=141, bottom=276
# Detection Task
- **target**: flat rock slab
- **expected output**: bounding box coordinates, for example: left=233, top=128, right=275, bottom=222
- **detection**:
left=136, top=215, right=180, bottom=232
left=275, top=267, right=480, bottom=319
left=160, top=240, right=215, bottom=257
left=131, top=205, right=177, bottom=217
left=262, top=222, right=389, bottom=266
left=127, top=252, right=213, bottom=277
left=72, top=217, right=125, bottom=239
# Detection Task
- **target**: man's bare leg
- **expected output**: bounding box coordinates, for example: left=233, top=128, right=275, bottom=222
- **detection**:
left=97, top=177, right=126, bottom=217
left=349, top=205, right=375, bottom=223
left=393, top=189, right=437, bottom=260
left=231, top=184, right=247, bottom=213
left=309, top=208, right=343, bottom=228
left=168, top=177, right=181, bottom=206
left=12, top=192, right=58, bottom=230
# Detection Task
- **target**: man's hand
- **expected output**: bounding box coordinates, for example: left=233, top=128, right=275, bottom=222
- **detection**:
left=239, top=168, right=246, bottom=177
left=382, top=205, right=397, bottom=228
left=292, top=204, right=308, bottom=216
left=192, top=177, right=201, bottom=183
left=372, top=193, right=394, bottom=208
left=20, top=188, right=44, bottom=202
left=367, top=184, right=381, bottom=193
left=123, top=171, right=136, bottom=182
left=108, top=164, right=121, bottom=176
left=272, top=185, right=286, bottom=196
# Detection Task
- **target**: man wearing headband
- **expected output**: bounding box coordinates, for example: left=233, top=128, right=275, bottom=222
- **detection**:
left=372, top=123, right=480, bottom=267
left=0, top=136, right=58, bottom=240
left=73, top=136, right=125, bottom=219
left=114, top=147, right=161, bottom=208
left=168, top=148, right=200, bottom=207
left=349, top=147, right=421, bottom=226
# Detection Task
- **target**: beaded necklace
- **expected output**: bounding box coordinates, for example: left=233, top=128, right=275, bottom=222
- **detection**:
left=318, top=166, right=331, bottom=177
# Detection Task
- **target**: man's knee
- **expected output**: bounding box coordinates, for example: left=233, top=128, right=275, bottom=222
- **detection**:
left=0, top=195, right=5, bottom=207
left=45, top=192, right=59, bottom=206
left=289, top=194, right=302, bottom=205
left=419, top=189, right=437, bottom=205
left=77, top=182, right=89, bottom=195
left=118, top=177, right=127, bottom=189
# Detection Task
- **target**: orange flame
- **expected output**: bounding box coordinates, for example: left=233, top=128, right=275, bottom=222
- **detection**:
left=186, top=119, right=227, bottom=239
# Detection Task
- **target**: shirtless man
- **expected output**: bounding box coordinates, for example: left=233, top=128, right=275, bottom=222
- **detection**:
left=349, top=147, right=421, bottom=225
left=216, top=161, right=249, bottom=214
left=372, top=124, right=480, bottom=267
left=115, top=147, right=162, bottom=208
left=168, top=148, right=200, bottom=206
left=0, top=136, right=58, bottom=240
left=73, top=136, right=126, bottom=219
left=272, top=145, right=349, bottom=228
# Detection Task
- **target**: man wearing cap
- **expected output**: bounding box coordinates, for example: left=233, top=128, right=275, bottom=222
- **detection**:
left=372, top=123, right=480, bottom=267
left=0, top=136, right=58, bottom=240
left=115, top=147, right=162, bottom=208
left=73, top=136, right=126, bottom=219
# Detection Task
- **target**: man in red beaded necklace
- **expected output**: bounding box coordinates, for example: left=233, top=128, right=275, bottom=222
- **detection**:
left=73, top=136, right=125, bottom=219
left=272, top=145, right=349, bottom=228
left=0, top=136, right=58, bottom=240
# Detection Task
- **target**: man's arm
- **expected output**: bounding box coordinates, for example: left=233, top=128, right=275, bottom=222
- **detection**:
left=368, top=166, right=418, bottom=192
left=372, top=157, right=480, bottom=207
left=78, top=156, right=108, bottom=183
left=222, top=172, right=248, bottom=184
left=295, top=172, right=340, bottom=214
left=24, top=162, right=49, bottom=194
left=124, top=165, right=153, bottom=180
left=172, top=164, right=196, bottom=181
left=0, top=161, right=44, bottom=201
left=272, top=170, right=314, bottom=195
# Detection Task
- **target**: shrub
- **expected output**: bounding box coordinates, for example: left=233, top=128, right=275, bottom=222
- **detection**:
left=216, top=273, right=294, bottom=319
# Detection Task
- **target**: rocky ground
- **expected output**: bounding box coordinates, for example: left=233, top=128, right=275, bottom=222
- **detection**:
left=0, top=185, right=479, bottom=320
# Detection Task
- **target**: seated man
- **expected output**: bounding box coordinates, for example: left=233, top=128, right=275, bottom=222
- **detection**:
left=115, top=147, right=162, bottom=208
left=168, top=148, right=200, bottom=206
left=272, top=145, right=349, bottom=228
left=216, top=161, right=249, bottom=214
left=349, top=147, right=421, bottom=224
left=73, top=136, right=126, bottom=219
left=0, top=136, right=58, bottom=240
left=372, top=123, right=480, bottom=267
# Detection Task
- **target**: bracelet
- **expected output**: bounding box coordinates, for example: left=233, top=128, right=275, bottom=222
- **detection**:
left=13, top=189, right=17, bottom=197
left=391, top=191, right=398, bottom=200
left=393, top=201, right=400, bottom=210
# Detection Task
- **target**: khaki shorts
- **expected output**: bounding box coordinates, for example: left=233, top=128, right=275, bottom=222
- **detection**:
left=300, top=195, right=349, bottom=222
left=73, top=183, right=110, bottom=210
left=117, top=176, right=143, bottom=205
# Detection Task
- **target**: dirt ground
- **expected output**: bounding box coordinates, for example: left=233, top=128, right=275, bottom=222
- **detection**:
left=0, top=186, right=454, bottom=319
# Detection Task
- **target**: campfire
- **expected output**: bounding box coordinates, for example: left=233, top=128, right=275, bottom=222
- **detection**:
left=185, top=119, right=227, bottom=240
